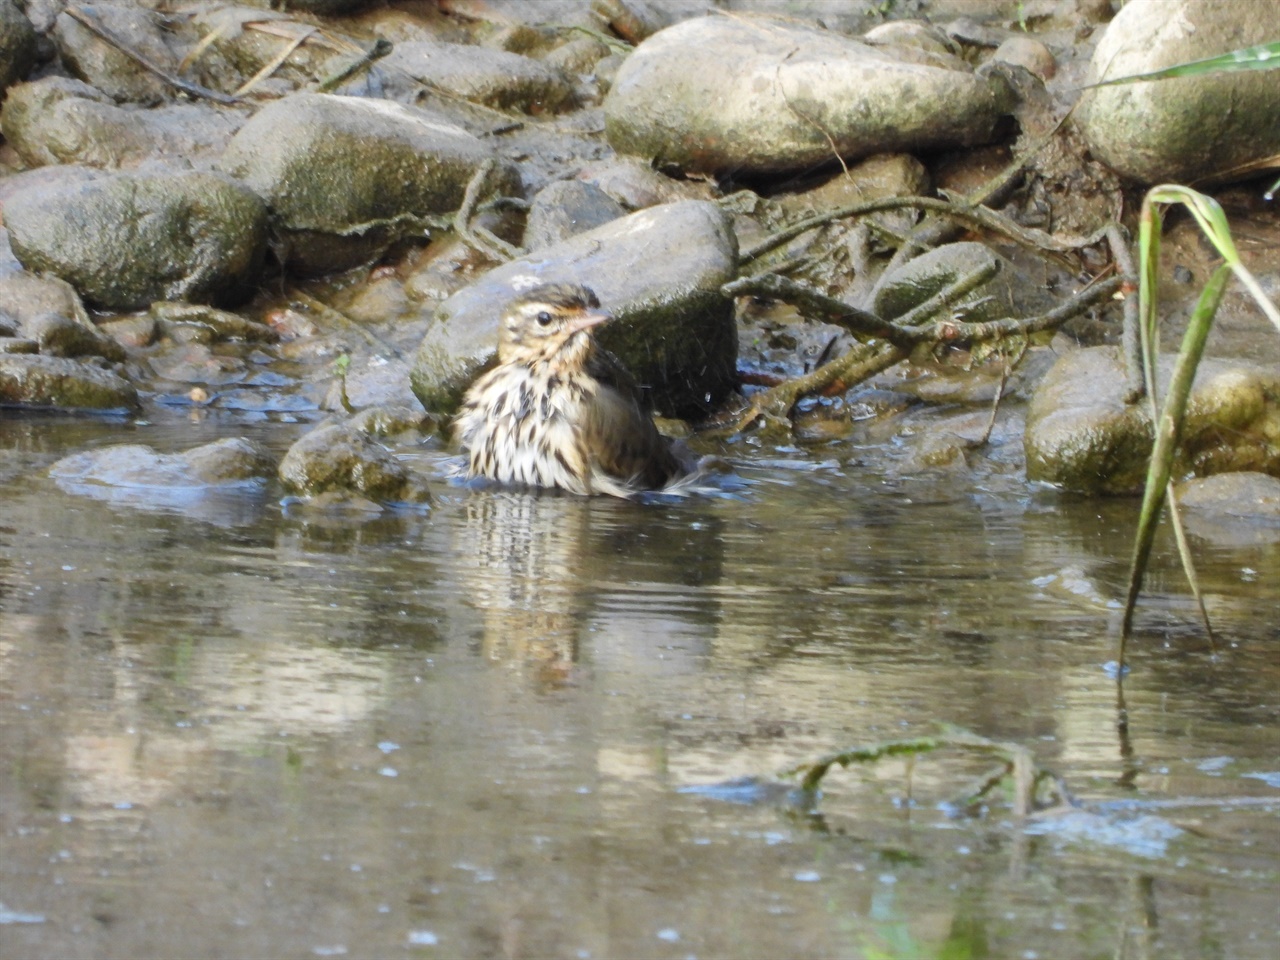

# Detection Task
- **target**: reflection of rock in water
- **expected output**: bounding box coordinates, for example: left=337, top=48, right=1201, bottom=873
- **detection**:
left=457, top=492, right=588, bottom=684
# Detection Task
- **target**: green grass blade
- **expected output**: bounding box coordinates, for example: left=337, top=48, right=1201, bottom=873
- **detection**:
left=1088, top=41, right=1280, bottom=87
left=1165, top=481, right=1218, bottom=652
left=1120, top=262, right=1231, bottom=646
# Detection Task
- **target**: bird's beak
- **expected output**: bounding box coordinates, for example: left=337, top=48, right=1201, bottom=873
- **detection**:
left=563, top=310, right=611, bottom=336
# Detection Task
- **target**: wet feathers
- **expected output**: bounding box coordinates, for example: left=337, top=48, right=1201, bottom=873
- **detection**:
left=454, top=283, right=685, bottom=497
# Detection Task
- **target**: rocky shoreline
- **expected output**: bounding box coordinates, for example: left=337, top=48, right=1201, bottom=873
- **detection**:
left=1, top=0, right=1278, bottom=529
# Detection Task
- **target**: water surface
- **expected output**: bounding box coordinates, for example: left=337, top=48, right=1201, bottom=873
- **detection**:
left=0, top=410, right=1276, bottom=959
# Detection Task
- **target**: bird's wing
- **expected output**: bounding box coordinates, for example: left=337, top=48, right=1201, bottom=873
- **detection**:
left=580, top=353, right=684, bottom=491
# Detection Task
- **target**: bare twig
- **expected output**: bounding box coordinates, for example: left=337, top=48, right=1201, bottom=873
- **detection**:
left=64, top=6, right=241, bottom=105
left=720, top=268, right=1121, bottom=433
left=234, top=26, right=315, bottom=96
left=286, top=288, right=403, bottom=359
left=455, top=159, right=524, bottom=262
left=315, top=37, right=393, bottom=92
left=741, top=194, right=1110, bottom=265
left=1106, top=223, right=1145, bottom=403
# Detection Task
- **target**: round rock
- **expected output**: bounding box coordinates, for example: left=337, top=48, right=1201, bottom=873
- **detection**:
left=409, top=199, right=738, bottom=418
left=278, top=422, right=431, bottom=504
left=217, top=92, right=522, bottom=275
left=604, top=16, right=1008, bottom=176
left=1, top=76, right=243, bottom=169
left=1025, top=346, right=1280, bottom=494
left=524, top=179, right=626, bottom=250
left=4, top=169, right=268, bottom=310
left=53, top=4, right=177, bottom=105
left=1076, top=0, right=1280, bottom=184
left=380, top=41, right=574, bottom=113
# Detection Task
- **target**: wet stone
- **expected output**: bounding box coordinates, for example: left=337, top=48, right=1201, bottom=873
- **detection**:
left=278, top=421, right=431, bottom=504
left=53, top=4, right=177, bottom=105
left=0, top=256, right=93, bottom=327
left=49, top=437, right=276, bottom=488
left=150, top=302, right=277, bottom=343
left=346, top=402, right=434, bottom=438
left=99, top=315, right=159, bottom=349
left=1025, top=346, right=1280, bottom=495
left=0, top=76, right=244, bottom=170
left=0, top=353, right=139, bottom=411
left=148, top=343, right=248, bottom=386
left=409, top=199, right=738, bottom=418
left=4, top=169, right=269, bottom=311
left=524, top=179, right=626, bottom=250
left=216, top=92, right=522, bottom=276
left=0, top=337, right=38, bottom=354
left=380, top=40, right=575, bottom=113
left=1179, top=471, right=1280, bottom=521
left=26, top=313, right=127, bottom=362
left=872, top=242, right=1048, bottom=324
left=1177, top=472, right=1280, bottom=546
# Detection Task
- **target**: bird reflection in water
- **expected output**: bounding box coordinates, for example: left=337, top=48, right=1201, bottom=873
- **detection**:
left=456, top=491, right=593, bottom=686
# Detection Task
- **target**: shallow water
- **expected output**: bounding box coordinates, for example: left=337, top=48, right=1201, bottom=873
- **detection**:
left=0, top=409, right=1277, bottom=959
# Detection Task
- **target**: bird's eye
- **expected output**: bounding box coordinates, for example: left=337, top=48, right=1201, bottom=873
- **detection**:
left=535, top=311, right=554, bottom=327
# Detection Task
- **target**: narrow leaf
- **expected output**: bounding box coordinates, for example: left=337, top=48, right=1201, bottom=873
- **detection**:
left=1120, top=262, right=1231, bottom=648
left=1088, top=41, right=1280, bottom=87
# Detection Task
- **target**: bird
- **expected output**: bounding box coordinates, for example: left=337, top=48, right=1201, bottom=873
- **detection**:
left=453, top=282, right=687, bottom=497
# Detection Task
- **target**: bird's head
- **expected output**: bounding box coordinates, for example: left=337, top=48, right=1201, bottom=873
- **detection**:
left=497, top=283, right=611, bottom=365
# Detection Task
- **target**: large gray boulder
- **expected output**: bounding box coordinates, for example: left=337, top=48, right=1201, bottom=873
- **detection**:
left=217, top=92, right=521, bottom=275
left=410, top=199, right=738, bottom=418
left=1076, top=0, right=1280, bottom=185
left=604, top=15, right=1008, bottom=176
left=1025, top=346, right=1280, bottom=494
left=5, top=169, right=268, bottom=310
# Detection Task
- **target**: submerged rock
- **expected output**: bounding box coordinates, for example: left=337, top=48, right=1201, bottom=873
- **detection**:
left=1025, top=346, right=1280, bottom=494
left=4, top=169, right=269, bottom=310
left=1178, top=471, right=1280, bottom=520
left=149, top=302, right=277, bottom=343
left=604, top=16, right=1008, bottom=176
left=278, top=422, right=431, bottom=504
left=1177, top=472, right=1280, bottom=546
left=1076, top=0, right=1280, bottom=184
left=50, top=438, right=276, bottom=488
left=0, top=354, right=139, bottom=411
left=217, top=92, right=521, bottom=275
left=409, top=199, right=738, bottom=417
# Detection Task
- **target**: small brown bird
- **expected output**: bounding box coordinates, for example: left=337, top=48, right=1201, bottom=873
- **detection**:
left=454, top=283, right=686, bottom=497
